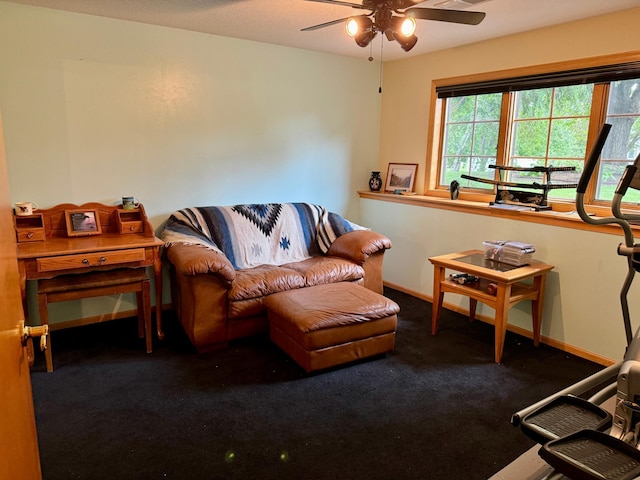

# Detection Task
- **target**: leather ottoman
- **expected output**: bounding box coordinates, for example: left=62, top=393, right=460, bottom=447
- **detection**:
left=264, top=282, right=400, bottom=372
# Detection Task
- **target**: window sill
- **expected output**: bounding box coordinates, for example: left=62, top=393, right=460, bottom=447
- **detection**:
left=358, top=190, right=640, bottom=237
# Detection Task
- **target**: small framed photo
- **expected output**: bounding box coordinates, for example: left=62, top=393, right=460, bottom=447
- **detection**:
left=65, top=209, right=102, bottom=237
left=385, top=163, right=418, bottom=192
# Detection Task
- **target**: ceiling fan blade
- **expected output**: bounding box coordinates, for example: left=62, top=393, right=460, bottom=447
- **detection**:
left=303, top=0, right=368, bottom=9
left=301, top=16, right=352, bottom=31
left=395, top=0, right=427, bottom=9
left=404, top=7, right=486, bottom=25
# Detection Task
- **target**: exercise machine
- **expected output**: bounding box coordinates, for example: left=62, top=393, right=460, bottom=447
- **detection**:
left=511, top=123, right=640, bottom=480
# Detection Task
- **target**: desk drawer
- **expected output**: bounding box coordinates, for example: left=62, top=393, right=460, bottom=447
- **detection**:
left=36, top=248, right=147, bottom=273
left=16, top=228, right=45, bottom=243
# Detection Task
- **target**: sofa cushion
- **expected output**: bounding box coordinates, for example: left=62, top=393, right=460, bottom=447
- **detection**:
left=228, top=297, right=267, bottom=320
left=282, top=256, right=364, bottom=287
left=229, top=265, right=305, bottom=301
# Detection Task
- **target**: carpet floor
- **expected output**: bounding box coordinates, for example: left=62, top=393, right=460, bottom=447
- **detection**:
left=30, top=288, right=604, bottom=480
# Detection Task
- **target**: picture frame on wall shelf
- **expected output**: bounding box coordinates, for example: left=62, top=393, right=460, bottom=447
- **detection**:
left=65, top=209, right=102, bottom=237
left=385, top=163, right=418, bottom=192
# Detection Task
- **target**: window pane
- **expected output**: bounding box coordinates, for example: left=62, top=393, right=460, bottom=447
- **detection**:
left=607, top=79, right=640, bottom=115
left=447, top=96, right=477, bottom=122
left=545, top=159, right=582, bottom=201
left=444, top=123, right=472, bottom=156
left=443, top=157, right=470, bottom=186
left=440, top=93, right=501, bottom=189
left=472, top=122, right=499, bottom=156
left=475, top=93, right=502, bottom=121
left=515, top=89, right=552, bottom=118
left=469, top=157, right=494, bottom=182
left=512, top=120, right=549, bottom=157
left=548, top=118, right=589, bottom=158
left=597, top=78, right=640, bottom=202
left=553, top=84, right=593, bottom=117
left=509, top=159, right=545, bottom=184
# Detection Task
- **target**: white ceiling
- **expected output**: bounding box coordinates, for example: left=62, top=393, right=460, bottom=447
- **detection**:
left=5, top=0, right=640, bottom=61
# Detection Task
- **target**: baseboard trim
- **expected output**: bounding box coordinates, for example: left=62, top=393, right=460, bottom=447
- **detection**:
left=383, top=280, right=616, bottom=367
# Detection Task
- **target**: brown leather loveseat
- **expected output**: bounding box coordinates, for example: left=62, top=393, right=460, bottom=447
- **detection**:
left=161, top=203, right=392, bottom=352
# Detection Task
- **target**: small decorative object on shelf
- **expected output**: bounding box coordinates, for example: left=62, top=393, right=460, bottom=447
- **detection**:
left=450, top=180, right=460, bottom=200
left=368, top=171, right=382, bottom=192
left=449, top=272, right=479, bottom=285
left=385, top=163, right=418, bottom=193
left=462, top=164, right=578, bottom=211
left=65, top=209, right=102, bottom=237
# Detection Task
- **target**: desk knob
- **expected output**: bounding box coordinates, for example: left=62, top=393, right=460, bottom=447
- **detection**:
left=82, top=258, right=89, bottom=264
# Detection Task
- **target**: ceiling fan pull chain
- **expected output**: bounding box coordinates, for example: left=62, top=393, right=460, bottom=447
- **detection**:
left=379, top=37, right=384, bottom=94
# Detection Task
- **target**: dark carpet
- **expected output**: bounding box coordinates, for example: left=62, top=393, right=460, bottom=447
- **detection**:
left=30, top=288, right=603, bottom=480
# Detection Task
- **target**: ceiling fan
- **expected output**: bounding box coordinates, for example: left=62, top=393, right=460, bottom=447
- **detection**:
left=301, top=0, right=486, bottom=52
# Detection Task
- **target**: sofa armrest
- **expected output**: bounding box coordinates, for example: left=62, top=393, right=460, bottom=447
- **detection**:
left=166, top=244, right=236, bottom=286
left=327, top=230, right=392, bottom=265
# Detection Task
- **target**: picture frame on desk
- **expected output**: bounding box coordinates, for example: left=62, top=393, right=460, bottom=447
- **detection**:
left=65, top=209, right=102, bottom=237
left=384, top=163, right=417, bottom=192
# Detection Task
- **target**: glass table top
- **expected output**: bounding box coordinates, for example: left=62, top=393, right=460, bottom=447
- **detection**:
left=453, top=253, right=520, bottom=272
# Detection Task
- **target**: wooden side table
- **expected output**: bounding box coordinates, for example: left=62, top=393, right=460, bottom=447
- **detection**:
left=428, top=249, right=554, bottom=363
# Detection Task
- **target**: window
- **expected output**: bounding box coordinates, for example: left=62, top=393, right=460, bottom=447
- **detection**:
left=432, top=54, right=640, bottom=210
left=600, top=79, right=640, bottom=203
left=510, top=85, right=592, bottom=201
left=441, top=93, right=501, bottom=187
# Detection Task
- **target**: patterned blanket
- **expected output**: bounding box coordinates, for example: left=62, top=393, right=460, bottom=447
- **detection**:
left=161, top=203, right=366, bottom=270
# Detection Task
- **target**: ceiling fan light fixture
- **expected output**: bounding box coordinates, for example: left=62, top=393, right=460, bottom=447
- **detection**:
left=399, top=17, right=417, bottom=37
left=345, top=16, right=372, bottom=37
left=396, top=33, right=418, bottom=52
left=345, top=17, right=358, bottom=37
left=389, top=16, right=417, bottom=38
left=355, top=30, right=376, bottom=48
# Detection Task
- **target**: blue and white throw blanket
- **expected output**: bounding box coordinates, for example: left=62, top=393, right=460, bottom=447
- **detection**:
left=161, top=203, right=366, bottom=270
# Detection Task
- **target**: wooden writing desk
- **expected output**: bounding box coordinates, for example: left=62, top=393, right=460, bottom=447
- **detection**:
left=428, top=250, right=554, bottom=363
left=15, top=202, right=164, bottom=338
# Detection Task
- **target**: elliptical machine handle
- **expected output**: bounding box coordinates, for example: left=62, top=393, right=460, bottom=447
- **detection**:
left=577, top=123, right=611, bottom=194
left=575, top=123, right=635, bottom=248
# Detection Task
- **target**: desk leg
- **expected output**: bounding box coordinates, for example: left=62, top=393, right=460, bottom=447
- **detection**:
left=531, top=274, right=547, bottom=347
left=153, top=253, right=165, bottom=340
left=469, top=298, right=477, bottom=323
left=431, top=265, right=445, bottom=335
left=494, top=283, right=512, bottom=364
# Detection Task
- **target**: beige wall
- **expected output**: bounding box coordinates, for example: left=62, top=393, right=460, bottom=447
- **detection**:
left=365, top=8, right=640, bottom=363
left=2, top=0, right=639, bottom=362
left=0, top=2, right=382, bottom=324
